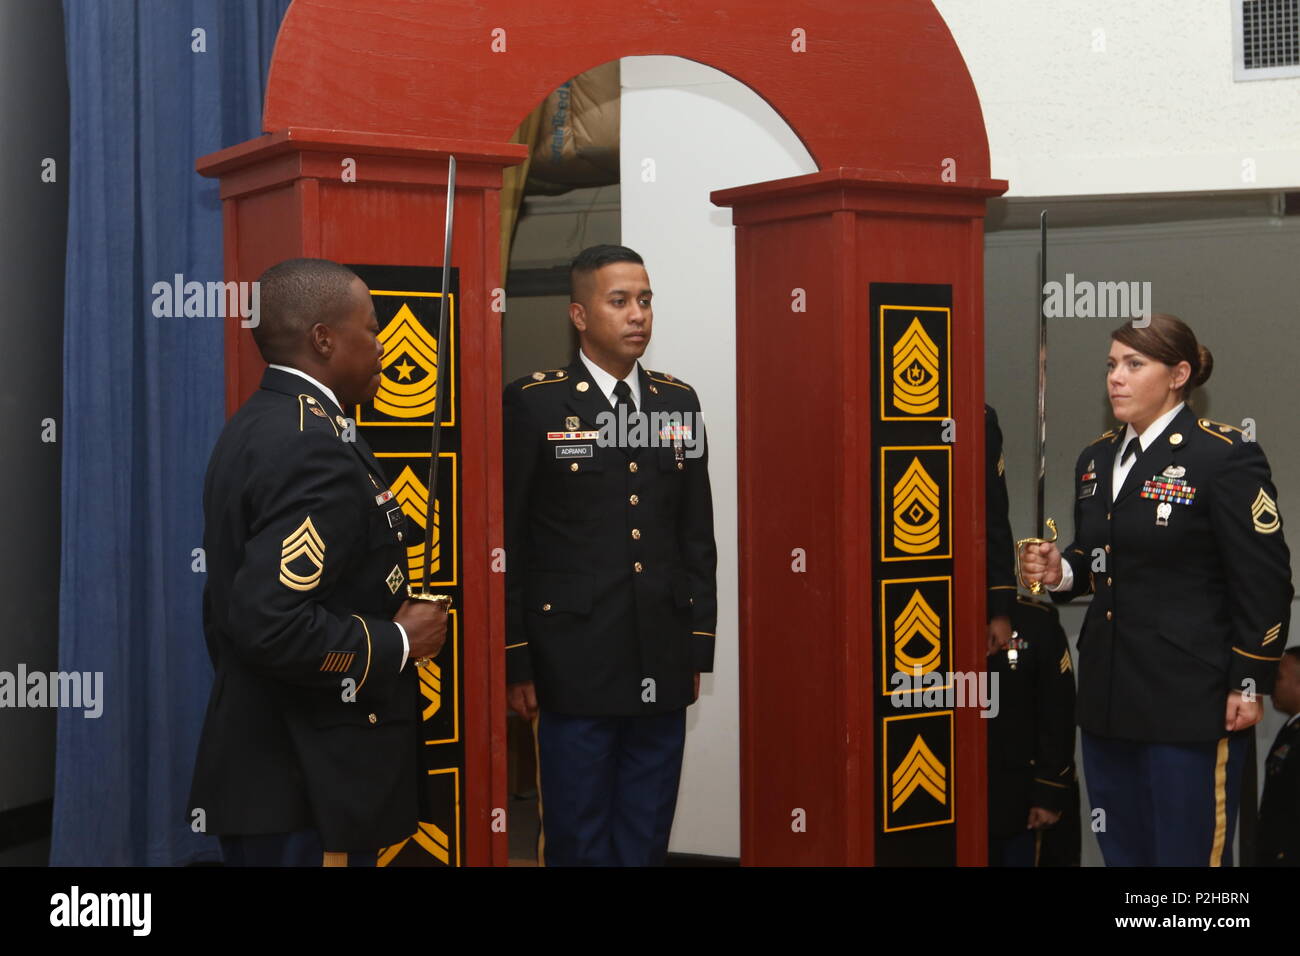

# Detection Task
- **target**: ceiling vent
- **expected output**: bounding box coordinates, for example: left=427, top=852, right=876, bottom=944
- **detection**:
left=1234, top=0, right=1300, bottom=80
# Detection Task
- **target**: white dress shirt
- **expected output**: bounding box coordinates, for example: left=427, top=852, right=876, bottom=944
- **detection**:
left=268, top=363, right=342, bottom=413
left=579, top=348, right=641, bottom=410
left=1052, top=402, right=1185, bottom=593
left=267, top=363, right=409, bottom=669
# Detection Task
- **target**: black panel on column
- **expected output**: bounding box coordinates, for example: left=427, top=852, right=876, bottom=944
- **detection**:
left=349, top=264, right=465, bottom=867
left=869, top=282, right=957, bottom=866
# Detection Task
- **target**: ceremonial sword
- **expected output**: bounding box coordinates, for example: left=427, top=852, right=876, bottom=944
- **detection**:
left=1015, top=210, right=1058, bottom=595
left=409, top=155, right=457, bottom=664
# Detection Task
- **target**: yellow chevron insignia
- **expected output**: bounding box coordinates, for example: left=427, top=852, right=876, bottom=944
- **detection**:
left=893, top=589, right=942, bottom=676
left=279, top=516, right=324, bottom=591
left=1060, top=649, right=1072, bottom=673
left=893, top=457, right=941, bottom=554
left=891, top=318, right=940, bottom=415
left=377, top=821, right=450, bottom=866
left=1263, top=623, right=1282, bottom=647
left=392, top=466, right=442, bottom=585
left=891, top=734, right=947, bottom=811
left=420, top=658, right=442, bottom=721
left=375, top=303, right=442, bottom=419
left=1252, top=488, right=1280, bottom=534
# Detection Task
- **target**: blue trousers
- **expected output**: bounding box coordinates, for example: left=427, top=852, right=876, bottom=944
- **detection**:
left=536, top=709, right=687, bottom=867
left=1081, top=731, right=1247, bottom=866
left=219, top=830, right=377, bottom=867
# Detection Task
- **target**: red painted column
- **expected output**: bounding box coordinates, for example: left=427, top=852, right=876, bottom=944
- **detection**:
left=714, top=168, right=1006, bottom=865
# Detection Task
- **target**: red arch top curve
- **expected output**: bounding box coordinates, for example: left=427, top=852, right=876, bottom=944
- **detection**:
left=264, top=0, right=992, bottom=182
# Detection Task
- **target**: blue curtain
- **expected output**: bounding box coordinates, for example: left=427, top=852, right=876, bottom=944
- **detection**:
left=54, top=0, right=292, bottom=866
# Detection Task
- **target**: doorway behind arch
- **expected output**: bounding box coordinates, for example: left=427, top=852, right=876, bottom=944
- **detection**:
left=501, top=55, right=815, bottom=864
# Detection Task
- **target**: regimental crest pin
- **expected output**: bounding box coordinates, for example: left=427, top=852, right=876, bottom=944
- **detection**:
left=1086, top=459, right=1095, bottom=473
left=1162, top=465, right=1186, bottom=479
left=565, top=416, right=579, bottom=431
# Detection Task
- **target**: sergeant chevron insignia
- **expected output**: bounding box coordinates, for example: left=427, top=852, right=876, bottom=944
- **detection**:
left=1263, top=623, right=1282, bottom=646
left=280, top=516, right=325, bottom=591
left=1252, top=489, right=1281, bottom=534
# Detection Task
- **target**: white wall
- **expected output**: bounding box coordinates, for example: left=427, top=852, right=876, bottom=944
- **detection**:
left=620, top=55, right=815, bottom=857
left=934, top=0, right=1300, bottom=195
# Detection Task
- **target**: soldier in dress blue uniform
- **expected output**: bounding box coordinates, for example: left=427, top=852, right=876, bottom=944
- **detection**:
left=1022, top=313, right=1293, bottom=866
left=503, top=245, right=718, bottom=866
left=1257, top=646, right=1300, bottom=865
left=190, top=259, right=448, bottom=866
left=985, top=406, right=1079, bottom=867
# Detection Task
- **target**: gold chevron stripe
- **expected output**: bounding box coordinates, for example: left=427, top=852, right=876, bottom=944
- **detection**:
left=279, top=516, right=325, bottom=591
left=890, top=735, right=947, bottom=811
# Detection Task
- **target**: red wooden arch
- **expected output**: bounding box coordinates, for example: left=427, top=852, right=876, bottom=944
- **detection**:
left=264, top=0, right=992, bottom=182
left=201, top=0, right=1006, bottom=867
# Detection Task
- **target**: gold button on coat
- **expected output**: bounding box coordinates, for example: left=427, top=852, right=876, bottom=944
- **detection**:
left=634, top=562, right=643, bottom=573
left=629, top=461, right=638, bottom=473
left=570, top=462, right=579, bottom=472
left=631, top=529, right=641, bottom=540
left=1106, top=611, right=1113, bottom=621
left=368, top=713, right=378, bottom=724
left=629, top=494, right=639, bottom=505
left=542, top=603, right=552, bottom=611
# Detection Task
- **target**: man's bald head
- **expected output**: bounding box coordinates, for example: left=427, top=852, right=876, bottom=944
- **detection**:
left=252, top=258, right=361, bottom=365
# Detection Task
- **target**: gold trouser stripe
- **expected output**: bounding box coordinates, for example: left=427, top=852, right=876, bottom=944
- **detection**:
left=1034, top=829, right=1042, bottom=867
left=1209, top=738, right=1229, bottom=867
left=322, top=851, right=347, bottom=867
left=532, top=713, right=545, bottom=868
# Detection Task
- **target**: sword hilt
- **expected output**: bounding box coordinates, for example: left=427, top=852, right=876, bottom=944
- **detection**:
left=405, top=588, right=452, bottom=668
left=1015, top=517, right=1059, bottom=596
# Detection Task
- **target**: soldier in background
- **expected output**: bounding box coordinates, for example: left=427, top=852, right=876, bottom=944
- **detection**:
left=502, top=245, right=718, bottom=866
left=985, top=405, right=1079, bottom=866
left=1257, top=646, right=1300, bottom=865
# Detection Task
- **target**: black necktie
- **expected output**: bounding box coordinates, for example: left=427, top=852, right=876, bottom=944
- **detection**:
left=613, top=379, right=635, bottom=412
left=1122, top=436, right=1140, bottom=465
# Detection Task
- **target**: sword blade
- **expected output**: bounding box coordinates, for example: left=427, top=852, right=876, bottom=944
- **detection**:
left=1034, top=209, right=1048, bottom=537
left=421, top=155, right=456, bottom=593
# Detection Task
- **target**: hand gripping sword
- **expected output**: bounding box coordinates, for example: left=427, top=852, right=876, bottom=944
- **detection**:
left=408, top=155, right=457, bottom=664
left=1015, top=210, right=1058, bottom=594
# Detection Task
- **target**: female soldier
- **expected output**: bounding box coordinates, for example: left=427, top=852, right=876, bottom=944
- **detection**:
left=1020, top=313, right=1292, bottom=866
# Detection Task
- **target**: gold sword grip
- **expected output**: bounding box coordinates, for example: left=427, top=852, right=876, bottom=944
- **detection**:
left=405, top=588, right=452, bottom=668
left=1015, top=518, right=1058, bottom=596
